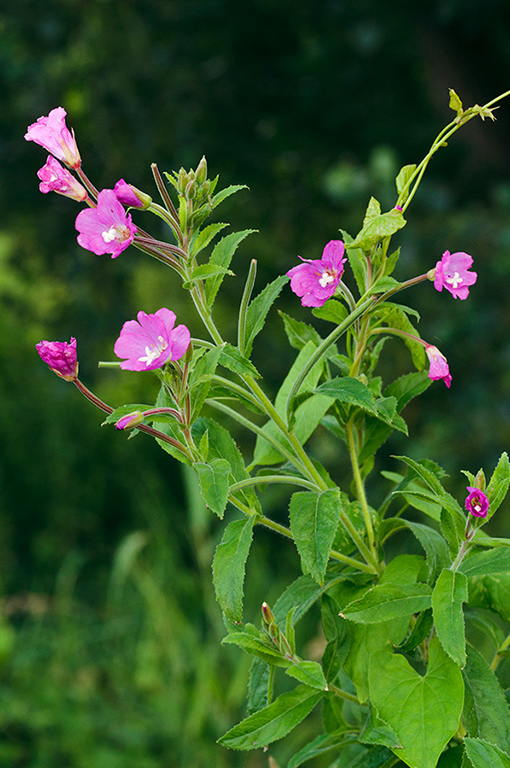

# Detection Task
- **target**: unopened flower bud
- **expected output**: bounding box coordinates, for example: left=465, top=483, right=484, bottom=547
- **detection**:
left=474, top=469, right=486, bottom=490
left=195, top=156, right=208, bottom=184
left=185, top=179, right=196, bottom=199
left=36, top=338, right=79, bottom=381
left=115, top=411, right=144, bottom=430
left=114, top=179, right=152, bottom=210
left=261, top=601, right=275, bottom=628
left=177, top=168, right=188, bottom=194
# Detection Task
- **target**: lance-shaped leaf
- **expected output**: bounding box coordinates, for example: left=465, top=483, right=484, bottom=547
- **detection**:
left=369, top=637, right=464, bottom=768
left=289, top=489, right=341, bottom=586
left=487, top=451, right=510, bottom=520
left=402, top=519, right=450, bottom=583
left=464, top=737, right=510, bottom=768
left=341, top=582, right=432, bottom=624
left=205, top=229, right=256, bottom=305
left=218, top=684, right=324, bottom=750
left=192, top=458, right=231, bottom=518
left=243, top=274, right=289, bottom=356
left=463, top=644, right=510, bottom=751
left=286, top=729, right=362, bottom=768
left=460, top=547, right=510, bottom=578
left=432, top=568, right=468, bottom=667
left=212, top=516, right=256, bottom=623
left=315, top=376, right=378, bottom=414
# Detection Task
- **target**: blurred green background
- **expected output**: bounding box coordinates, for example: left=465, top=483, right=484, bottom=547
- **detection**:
left=1, top=0, right=510, bottom=765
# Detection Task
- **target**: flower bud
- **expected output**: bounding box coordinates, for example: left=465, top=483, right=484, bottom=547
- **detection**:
left=474, top=469, right=486, bottom=490
left=261, top=601, right=275, bottom=627
left=185, top=179, right=197, bottom=199
left=115, top=411, right=144, bottom=430
left=177, top=168, right=188, bottom=194
left=36, top=338, right=79, bottom=381
left=195, top=156, right=208, bottom=184
left=114, top=179, right=152, bottom=210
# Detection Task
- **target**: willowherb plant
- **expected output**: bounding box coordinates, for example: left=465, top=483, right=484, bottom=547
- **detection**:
left=29, top=90, right=510, bottom=768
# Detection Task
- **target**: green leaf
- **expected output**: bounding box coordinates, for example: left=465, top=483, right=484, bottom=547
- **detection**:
left=289, top=489, right=341, bottom=586
left=211, top=183, right=248, bottom=209
left=351, top=207, right=406, bottom=251
left=432, top=568, right=468, bottom=667
left=374, top=304, right=425, bottom=369
left=341, top=582, right=432, bottom=624
left=340, top=229, right=367, bottom=293
left=487, top=452, right=510, bottom=520
left=286, top=729, right=358, bottom=768
left=467, top=572, right=510, bottom=622
left=396, top=608, right=433, bottom=653
left=449, top=88, right=464, bottom=117
left=222, top=625, right=286, bottom=665
left=192, top=458, right=231, bottom=518
left=212, top=516, right=256, bottom=623
left=102, top=404, right=153, bottom=425
left=359, top=706, right=402, bottom=750
left=385, top=371, right=431, bottom=412
left=460, top=547, right=510, bottom=578
left=218, top=342, right=261, bottom=378
left=315, top=376, right=377, bottom=414
left=247, top=657, right=270, bottom=714
left=369, top=637, right=464, bottom=768
left=191, top=221, right=229, bottom=255
left=312, top=299, right=349, bottom=325
left=370, top=276, right=402, bottom=294
left=402, top=519, right=450, bottom=582
left=285, top=659, right=327, bottom=690
left=463, top=644, right=510, bottom=751
left=217, top=684, right=324, bottom=750
left=273, top=574, right=334, bottom=626
left=279, top=311, right=323, bottom=351
left=464, top=737, right=510, bottom=768
left=243, top=274, right=289, bottom=356
left=188, top=344, right=224, bottom=422
left=205, top=229, right=256, bottom=305
left=395, top=164, right=417, bottom=196
left=183, top=262, right=235, bottom=289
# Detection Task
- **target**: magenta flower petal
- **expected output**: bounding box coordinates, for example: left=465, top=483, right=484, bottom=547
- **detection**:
left=287, top=239, right=346, bottom=307
left=37, top=156, right=87, bottom=201
left=114, top=309, right=191, bottom=371
left=433, top=250, right=477, bottom=300
left=465, top=486, right=489, bottom=518
left=36, top=338, right=78, bottom=381
left=114, top=179, right=151, bottom=209
left=25, top=107, right=81, bottom=169
left=75, top=189, right=137, bottom=258
left=425, top=345, right=452, bottom=388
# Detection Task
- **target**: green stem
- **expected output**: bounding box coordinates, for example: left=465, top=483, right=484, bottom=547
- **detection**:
left=327, top=683, right=365, bottom=705
left=229, top=475, right=319, bottom=493
left=284, top=297, right=376, bottom=426
left=346, top=416, right=377, bottom=559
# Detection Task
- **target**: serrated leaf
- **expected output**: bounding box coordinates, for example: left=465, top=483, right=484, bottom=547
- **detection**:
left=487, top=452, right=510, bottom=520
left=369, top=637, right=464, bottom=768
left=243, top=274, right=289, bottom=356
left=247, top=657, right=270, bottom=714
left=385, top=371, right=431, bottom=412
left=211, top=183, right=248, bottom=209
left=351, top=208, right=406, bottom=251
left=217, top=684, right=324, bottom=750
left=315, top=376, right=377, bottom=414
left=205, top=229, right=256, bottom=305
left=340, top=229, right=367, bottom=293
left=395, top=164, right=417, bottom=196
left=286, top=728, right=357, bottom=768
left=192, top=458, right=231, bottom=518
left=464, top=737, right=510, bottom=768
left=273, top=574, right=333, bottom=627
left=463, top=644, right=510, bottom=751
left=218, top=342, right=261, bottom=378
left=402, top=519, right=450, bottom=582
left=212, top=516, right=256, bottom=623
left=289, top=489, right=341, bottom=585
left=279, top=311, right=323, bottom=351
left=183, top=262, right=235, bottom=289
left=285, top=659, right=327, bottom=690
left=312, top=299, right=349, bottom=325
left=191, top=221, right=229, bottom=255
left=342, top=582, right=432, bottom=623
left=432, top=568, right=468, bottom=667
left=460, top=547, right=510, bottom=577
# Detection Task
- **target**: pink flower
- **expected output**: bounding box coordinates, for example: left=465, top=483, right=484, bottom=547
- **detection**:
left=36, top=338, right=78, bottom=381
left=25, top=107, right=81, bottom=169
left=114, top=309, right=191, bottom=371
left=37, top=156, right=87, bottom=202
left=433, top=250, right=477, bottom=300
left=287, top=240, right=346, bottom=307
left=425, top=345, right=452, bottom=388
left=114, top=179, right=152, bottom=209
left=465, top=487, right=489, bottom=518
left=75, top=189, right=137, bottom=258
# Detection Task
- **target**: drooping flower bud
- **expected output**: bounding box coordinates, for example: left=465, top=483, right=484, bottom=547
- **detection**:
left=115, top=411, right=145, bottom=430
left=425, top=345, right=452, bottom=388
left=114, top=179, right=152, bottom=210
left=36, top=338, right=79, bottom=381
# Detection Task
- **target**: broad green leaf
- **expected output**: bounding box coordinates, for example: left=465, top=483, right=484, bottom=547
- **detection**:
left=349, top=745, right=399, bottom=767
left=463, top=644, right=510, bottom=751
left=315, top=376, right=377, bottom=414
left=351, top=208, right=406, bottom=251
left=468, top=572, right=510, bottom=622
left=395, top=164, right=417, bottom=196
left=487, top=452, right=510, bottom=520
left=289, top=489, right=341, bottom=585
left=379, top=553, right=427, bottom=585
left=219, top=342, right=260, bottom=378
left=401, top=491, right=442, bottom=521
left=395, top=455, right=464, bottom=522
left=433, top=568, right=468, bottom=667
left=243, top=274, right=289, bottom=356
left=312, top=299, right=349, bottom=325
left=363, top=196, right=382, bottom=223
left=279, top=310, right=323, bottom=351
left=205, top=228, right=256, bottom=305
left=286, top=728, right=358, bottom=768
left=217, top=684, right=324, bottom=750
left=343, top=621, right=406, bottom=703
left=385, top=371, right=431, bottom=412
left=285, top=659, right=327, bottom=690
left=247, top=657, right=270, bottom=714
left=359, top=706, right=402, bottom=750
left=192, top=458, right=231, bottom=518
left=460, top=547, right=510, bottom=578
left=402, top=519, right=450, bottom=582
left=341, top=582, right=432, bottom=624
left=369, top=637, right=464, bottom=768
left=464, top=737, right=510, bottom=768
left=370, top=276, right=402, bottom=294
left=212, top=516, right=256, bottom=623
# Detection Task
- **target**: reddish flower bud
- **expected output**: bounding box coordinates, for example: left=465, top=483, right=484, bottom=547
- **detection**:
left=36, top=338, right=78, bottom=381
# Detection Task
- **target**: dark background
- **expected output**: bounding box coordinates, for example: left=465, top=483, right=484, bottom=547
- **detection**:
left=0, top=1, right=509, bottom=765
